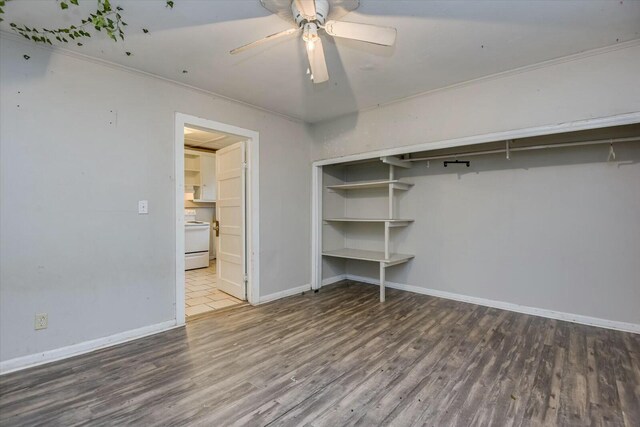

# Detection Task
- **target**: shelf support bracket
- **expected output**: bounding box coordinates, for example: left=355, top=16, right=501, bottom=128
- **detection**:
left=381, top=156, right=412, bottom=169
left=379, top=262, right=386, bottom=302
left=608, top=141, right=616, bottom=161
left=384, top=222, right=390, bottom=259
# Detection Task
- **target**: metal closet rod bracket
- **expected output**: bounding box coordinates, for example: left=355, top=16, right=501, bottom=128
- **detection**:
left=444, top=160, right=470, bottom=167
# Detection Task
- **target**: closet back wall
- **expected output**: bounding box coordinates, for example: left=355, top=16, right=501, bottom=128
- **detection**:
left=341, top=140, right=640, bottom=327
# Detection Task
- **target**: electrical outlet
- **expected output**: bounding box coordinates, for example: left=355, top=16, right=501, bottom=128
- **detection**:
left=35, top=313, right=48, bottom=330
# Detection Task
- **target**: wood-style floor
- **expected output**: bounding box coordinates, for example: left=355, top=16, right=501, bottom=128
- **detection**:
left=1, top=281, right=639, bottom=426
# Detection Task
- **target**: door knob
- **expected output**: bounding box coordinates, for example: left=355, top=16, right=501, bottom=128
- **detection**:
left=213, top=220, right=220, bottom=237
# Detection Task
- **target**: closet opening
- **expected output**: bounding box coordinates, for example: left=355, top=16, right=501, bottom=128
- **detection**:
left=313, top=123, right=640, bottom=301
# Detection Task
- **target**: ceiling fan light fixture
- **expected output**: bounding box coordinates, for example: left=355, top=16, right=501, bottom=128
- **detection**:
left=303, top=22, right=319, bottom=44
left=234, top=0, right=395, bottom=85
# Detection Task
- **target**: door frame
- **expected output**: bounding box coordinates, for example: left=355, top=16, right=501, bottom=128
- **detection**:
left=174, top=113, right=259, bottom=325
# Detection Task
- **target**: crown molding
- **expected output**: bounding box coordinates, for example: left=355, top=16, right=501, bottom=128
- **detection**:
left=3, top=30, right=639, bottom=125
left=0, top=31, right=305, bottom=124
left=323, top=38, right=640, bottom=123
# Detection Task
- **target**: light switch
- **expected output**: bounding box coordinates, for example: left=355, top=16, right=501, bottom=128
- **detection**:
left=138, top=200, right=149, bottom=214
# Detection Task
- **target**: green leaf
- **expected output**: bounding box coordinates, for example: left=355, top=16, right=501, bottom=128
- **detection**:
left=142, top=28, right=149, bottom=34
left=77, top=42, right=83, bottom=46
left=166, top=1, right=174, bottom=9
left=60, top=2, right=68, bottom=10
left=70, top=0, right=78, bottom=4
left=125, top=51, right=132, bottom=56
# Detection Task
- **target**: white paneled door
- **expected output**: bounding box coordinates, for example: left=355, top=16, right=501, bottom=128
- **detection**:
left=215, top=141, right=246, bottom=300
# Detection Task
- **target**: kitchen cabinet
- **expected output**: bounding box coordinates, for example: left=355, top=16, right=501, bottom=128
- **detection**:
left=199, top=153, right=217, bottom=202
left=184, top=149, right=216, bottom=203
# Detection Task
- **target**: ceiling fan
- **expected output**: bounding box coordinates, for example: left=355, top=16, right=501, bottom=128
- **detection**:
left=230, top=0, right=397, bottom=83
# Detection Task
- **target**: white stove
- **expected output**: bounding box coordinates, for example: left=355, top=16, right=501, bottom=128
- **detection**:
left=185, top=211, right=210, bottom=270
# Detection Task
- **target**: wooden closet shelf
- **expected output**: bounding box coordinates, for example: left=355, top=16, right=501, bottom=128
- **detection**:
left=323, top=248, right=414, bottom=264
left=326, top=179, right=413, bottom=191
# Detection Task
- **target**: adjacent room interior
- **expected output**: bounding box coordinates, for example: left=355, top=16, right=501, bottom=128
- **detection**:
left=182, top=126, right=247, bottom=318
left=0, top=0, right=639, bottom=425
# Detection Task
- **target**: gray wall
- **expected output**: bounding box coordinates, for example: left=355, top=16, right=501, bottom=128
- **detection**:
left=310, top=44, right=640, bottom=161
left=328, top=140, right=640, bottom=325
left=0, top=37, right=312, bottom=362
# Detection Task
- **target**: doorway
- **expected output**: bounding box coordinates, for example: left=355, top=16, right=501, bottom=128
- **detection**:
left=174, top=113, right=259, bottom=324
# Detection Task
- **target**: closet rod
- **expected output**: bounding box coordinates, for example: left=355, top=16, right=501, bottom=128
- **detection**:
left=405, top=136, right=640, bottom=162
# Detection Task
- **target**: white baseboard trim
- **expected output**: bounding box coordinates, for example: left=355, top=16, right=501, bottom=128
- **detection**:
left=322, top=274, right=347, bottom=286
left=0, top=320, right=180, bottom=375
left=258, top=283, right=312, bottom=304
left=341, top=274, right=640, bottom=334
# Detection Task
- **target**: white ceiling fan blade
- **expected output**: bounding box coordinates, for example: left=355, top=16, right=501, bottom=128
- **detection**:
left=230, top=27, right=300, bottom=55
left=295, top=0, right=317, bottom=20
left=324, top=20, right=397, bottom=46
left=306, top=37, right=329, bottom=84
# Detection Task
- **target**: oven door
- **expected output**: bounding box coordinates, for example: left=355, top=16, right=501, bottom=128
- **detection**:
left=185, top=225, right=210, bottom=254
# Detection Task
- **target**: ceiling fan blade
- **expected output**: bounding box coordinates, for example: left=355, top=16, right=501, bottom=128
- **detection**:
left=230, top=27, right=300, bottom=55
left=306, top=37, right=329, bottom=84
left=295, top=0, right=317, bottom=20
left=324, top=20, right=397, bottom=46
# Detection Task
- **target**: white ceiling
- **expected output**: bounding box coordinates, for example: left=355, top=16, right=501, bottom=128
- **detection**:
left=184, top=126, right=245, bottom=151
left=2, top=1, right=639, bottom=123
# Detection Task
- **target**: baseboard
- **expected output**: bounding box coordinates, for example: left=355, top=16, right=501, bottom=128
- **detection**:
left=258, top=283, right=312, bottom=304
left=0, top=320, right=180, bottom=375
left=322, top=274, right=347, bottom=286
left=343, top=274, right=640, bottom=334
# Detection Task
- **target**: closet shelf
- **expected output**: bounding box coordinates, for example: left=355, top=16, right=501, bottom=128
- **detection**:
left=323, top=248, right=414, bottom=264
left=326, top=179, right=413, bottom=191
left=324, top=218, right=414, bottom=227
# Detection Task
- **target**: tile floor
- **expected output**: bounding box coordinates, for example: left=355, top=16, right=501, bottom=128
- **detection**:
left=185, top=260, right=244, bottom=318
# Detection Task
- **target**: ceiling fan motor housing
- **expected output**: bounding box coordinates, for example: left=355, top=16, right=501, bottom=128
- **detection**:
left=292, top=0, right=329, bottom=26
